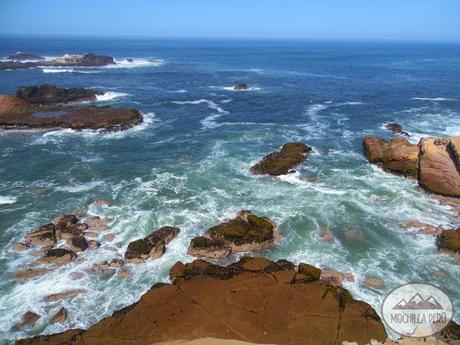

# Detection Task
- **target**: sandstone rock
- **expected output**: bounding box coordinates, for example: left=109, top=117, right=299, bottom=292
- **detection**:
left=7, top=52, right=44, bottom=61
left=15, top=243, right=30, bottom=251
left=50, top=307, right=67, bottom=324
left=17, top=85, right=103, bottom=105
left=53, top=214, right=80, bottom=227
left=0, top=95, right=143, bottom=132
left=16, top=311, right=40, bottom=329
left=187, top=236, right=232, bottom=259
left=87, top=240, right=101, bottom=249
left=44, top=289, right=86, bottom=302
left=85, top=216, right=109, bottom=231
left=403, top=220, right=444, bottom=236
left=125, top=226, right=180, bottom=262
left=66, top=237, right=88, bottom=252
left=363, top=136, right=419, bottom=177
left=18, top=257, right=387, bottom=345
left=320, top=269, right=355, bottom=288
left=14, top=268, right=51, bottom=280
left=109, top=259, right=124, bottom=268
left=234, top=83, right=249, bottom=90
left=363, top=276, right=384, bottom=289
left=251, top=142, right=312, bottom=176
left=419, top=137, right=460, bottom=197
left=297, top=263, right=321, bottom=282
left=117, top=269, right=132, bottom=279
left=25, top=223, right=56, bottom=246
left=103, top=234, right=115, bottom=241
left=436, top=228, right=460, bottom=253
left=36, top=248, right=77, bottom=265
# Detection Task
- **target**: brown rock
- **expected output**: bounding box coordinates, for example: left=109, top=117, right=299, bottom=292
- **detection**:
left=320, top=269, right=355, bottom=288
left=363, top=136, right=419, bottom=177
left=18, top=257, right=387, bottom=345
left=109, top=259, right=124, bottom=268
left=363, top=277, right=384, bottom=289
left=251, top=142, right=312, bottom=176
left=16, top=311, right=40, bottom=329
left=117, top=269, right=133, bottom=279
left=50, top=307, right=67, bottom=324
left=187, top=237, right=232, bottom=259
left=87, top=240, right=101, bottom=249
left=85, top=216, right=109, bottom=231
left=14, top=268, right=51, bottom=280
left=125, top=226, right=180, bottom=262
left=436, top=228, right=460, bottom=253
left=66, top=236, right=88, bottom=252
left=419, top=137, right=460, bottom=197
left=36, top=248, right=77, bottom=265
left=25, top=223, right=56, bottom=246
left=84, top=231, right=98, bottom=238
left=103, top=234, right=115, bottom=241
left=403, top=220, right=444, bottom=236
left=436, top=320, right=460, bottom=345
left=44, top=289, right=86, bottom=302
left=319, top=226, right=335, bottom=242
left=385, top=122, right=410, bottom=136
left=15, top=243, right=31, bottom=251
left=92, top=199, right=110, bottom=206
left=297, top=263, right=321, bottom=282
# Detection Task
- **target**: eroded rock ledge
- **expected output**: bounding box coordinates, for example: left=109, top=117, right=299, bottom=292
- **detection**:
left=16, top=84, right=103, bottom=104
left=0, top=94, right=142, bottom=132
left=16, top=257, right=387, bottom=345
left=363, top=136, right=460, bottom=197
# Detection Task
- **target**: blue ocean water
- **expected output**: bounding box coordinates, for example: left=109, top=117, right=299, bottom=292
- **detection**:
left=0, top=37, right=459, bottom=343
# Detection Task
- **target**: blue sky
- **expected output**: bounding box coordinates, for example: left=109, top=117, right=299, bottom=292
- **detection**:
left=1, top=0, right=459, bottom=41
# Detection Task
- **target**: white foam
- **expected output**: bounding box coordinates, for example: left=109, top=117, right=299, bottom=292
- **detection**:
left=305, top=101, right=363, bottom=117
left=56, top=181, right=103, bottom=193
left=41, top=68, right=101, bottom=74
left=172, top=99, right=229, bottom=115
left=95, top=92, right=129, bottom=102
left=108, top=58, right=166, bottom=69
left=221, top=86, right=262, bottom=92
left=0, top=195, right=17, bottom=204
left=411, top=97, right=455, bottom=101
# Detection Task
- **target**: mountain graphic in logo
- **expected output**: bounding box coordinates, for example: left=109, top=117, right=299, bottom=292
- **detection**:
left=393, top=293, right=443, bottom=310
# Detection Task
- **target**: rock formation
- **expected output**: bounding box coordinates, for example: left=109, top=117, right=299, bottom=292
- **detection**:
left=234, top=83, right=249, bottom=90
left=251, top=142, right=312, bottom=176
left=364, top=135, right=460, bottom=197
left=0, top=94, right=143, bottom=132
left=125, top=226, right=180, bottom=262
left=16, top=85, right=103, bottom=104
left=436, top=228, right=460, bottom=254
left=0, top=52, right=115, bottom=70
left=385, top=123, right=410, bottom=136
left=6, top=52, right=45, bottom=61
left=188, top=211, right=278, bottom=259
left=16, top=257, right=387, bottom=345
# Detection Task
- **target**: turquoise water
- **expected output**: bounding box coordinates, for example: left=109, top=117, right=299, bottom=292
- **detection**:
left=0, top=37, right=459, bottom=343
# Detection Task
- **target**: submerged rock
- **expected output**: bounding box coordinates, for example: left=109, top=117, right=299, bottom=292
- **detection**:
left=436, top=228, right=460, bottom=253
left=16, top=84, right=103, bottom=104
left=13, top=268, right=51, bottom=281
left=0, top=52, right=115, bottom=70
left=251, top=142, right=312, bottom=176
left=419, top=137, right=460, bottom=197
left=44, top=289, right=86, bottom=302
left=15, top=311, right=41, bottom=329
left=363, top=136, right=419, bottom=177
left=17, top=257, right=387, bottom=345
left=50, top=307, right=67, bottom=324
left=125, top=226, right=180, bottom=262
left=0, top=94, right=143, bottom=132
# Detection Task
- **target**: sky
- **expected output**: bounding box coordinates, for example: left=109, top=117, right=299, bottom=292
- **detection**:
left=0, top=0, right=460, bottom=41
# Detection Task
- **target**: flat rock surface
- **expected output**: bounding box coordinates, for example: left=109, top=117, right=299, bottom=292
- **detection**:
left=17, top=257, right=387, bottom=345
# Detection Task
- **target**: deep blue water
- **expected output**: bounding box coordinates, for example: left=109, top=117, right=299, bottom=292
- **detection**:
left=0, top=37, right=459, bottom=343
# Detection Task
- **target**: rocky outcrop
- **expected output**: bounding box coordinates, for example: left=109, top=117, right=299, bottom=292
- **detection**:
left=16, top=85, right=103, bottom=104
left=25, top=223, right=57, bottom=246
left=15, top=311, right=41, bottom=329
left=0, top=52, right=115, bottom=70
left=188, top=211, right=278, bottom=259
left=125, top=226, right=180, bottom=262
left=0, top=94, right=143, bottom=132
left=363, top=136, right=419, bottom=177
left=36, top=248, right=77, bottom=265
left=251, top=142, right=312, bottom=176
left=418, top=138, right=460, bottom=197
left=436, top=228, right=460, bottom=254
left=234, top=83, right=249, bottom=90
left=7, top=52, right=45, bottom=61
left=50, top=307, right=67, bottom=324
left=17, top=257, right=387, bottom=345
left=385, top=123, right=410, bottom=136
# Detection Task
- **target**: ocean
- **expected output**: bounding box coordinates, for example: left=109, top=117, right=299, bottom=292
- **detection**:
left=0, top=36, right=459, bottom=343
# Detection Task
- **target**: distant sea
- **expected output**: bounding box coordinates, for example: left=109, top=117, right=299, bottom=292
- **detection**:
left=0, top=37, right=459, bottom=343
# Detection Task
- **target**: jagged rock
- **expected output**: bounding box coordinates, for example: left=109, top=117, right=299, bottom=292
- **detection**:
left=18, top=257, right=387, bottom=345
left=363, top=277, right=384, bottom=289
left=436, top=228, right=460, bottom=253
left=187, top=237, right=232, bottom=259
left=50, top=307, right=67, bottom=324
left=56, top=224, right=86, bottom=240
left=297, top=263, right=321, bottom=282
left=0, top=95, right=143, bottom=132
left=16, top=85, right=103, bottom=104
left=36, top=248, right=77, bottom=265
left=66, top=237, right=88, bottom=252
left=44, top=289, right=86, bottom=302
left=363, top=136, right=419, bottom=177
left=234, top=83, right=249, bottom=90
left=15, top=311, right=40, bottom=329
left=320, top=269, right=355, bottom=288
left=0, top=52, right=115, bottom=70
left=14, top=268, right=51, bottom=281
left=419, top=137, right=460, bottom=197
left=53, top=214, right=79, bottom=227
left=125, top=226, right=180, bottom=262
left=85, top=216, right=109, bottom=231
left=25, top=223, right=56, bottom=246
left=14, top=243, right=30, bottom=251
left=7, top=52, right=44, bottom=61
left=385, top=123, right=410, bottom=136
left=251, top=142, right=312, bottom=176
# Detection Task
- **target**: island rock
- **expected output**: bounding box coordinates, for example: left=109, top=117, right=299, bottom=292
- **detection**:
left=16, top=84, right=103, bottom=104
